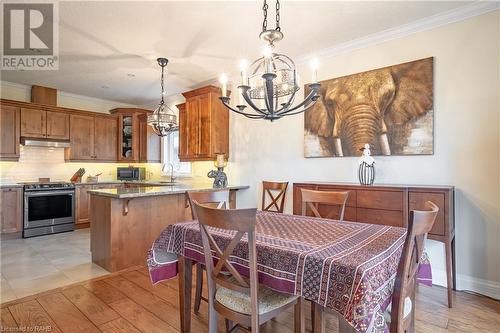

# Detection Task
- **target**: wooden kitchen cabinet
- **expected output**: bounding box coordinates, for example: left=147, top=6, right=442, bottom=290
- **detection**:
left=66, top=114, right=118, bottom=162
left=46, top=111, right=69, bottom=140
left=0, top=187, right=23, bottom=235
left=138, top=113, right=161, bottom=162
left=76, top=185, right=91, bottom=226
left=67, top=114, right=95, bottom=161
left=110, top=108, right=160, bottom=163
left=20, top=108, right=46, bottom=138
left=0, top=105, right=20, bottom=160
left=178, top=85, right=229, bottom=161
left=94, top=116, right=118, bottom=161
left=20, top=108, right=69, bottom=140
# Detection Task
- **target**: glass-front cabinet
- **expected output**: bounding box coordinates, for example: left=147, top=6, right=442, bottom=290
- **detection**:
left=121, top=115, right=134, bottom=160
left=110, top=108, right=161, bottom=163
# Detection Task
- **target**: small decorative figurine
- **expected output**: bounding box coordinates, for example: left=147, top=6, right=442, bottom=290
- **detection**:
left=208, top=153, right=228, bottom=188
left=358, top=144, right=375, bottom=185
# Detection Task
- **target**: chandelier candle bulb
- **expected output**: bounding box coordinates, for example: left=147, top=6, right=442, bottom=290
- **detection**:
left=311, top=58, right=319, bottom=83
left=220, top=74, right=228, bottom=97
left=239, top=59, right=248, bottom=85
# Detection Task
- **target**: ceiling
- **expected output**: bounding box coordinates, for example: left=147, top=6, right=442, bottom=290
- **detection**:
left=1, top=1, right=475, bottom=107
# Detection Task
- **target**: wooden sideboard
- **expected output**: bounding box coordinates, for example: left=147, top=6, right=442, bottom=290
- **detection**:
left=293, top=182, right=455, bottom=308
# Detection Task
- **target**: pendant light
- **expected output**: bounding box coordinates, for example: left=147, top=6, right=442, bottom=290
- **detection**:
left=147, top=57, right=179, bottom=136
left=219, top=0, right=321, bottom=121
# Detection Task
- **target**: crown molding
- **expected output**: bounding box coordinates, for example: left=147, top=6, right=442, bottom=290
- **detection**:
left=0, top=80, right=137, bottom=107
left=297, top=1, right=500, bottom=64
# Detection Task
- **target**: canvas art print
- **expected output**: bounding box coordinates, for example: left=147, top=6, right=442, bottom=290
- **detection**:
left=304, top=57, right=434, bottom=157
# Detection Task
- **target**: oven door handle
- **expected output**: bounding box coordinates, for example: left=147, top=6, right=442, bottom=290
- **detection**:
left=24, top=190, right=75, bottom=197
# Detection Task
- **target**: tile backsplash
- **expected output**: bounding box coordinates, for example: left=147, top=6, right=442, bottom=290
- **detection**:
left=0, top=146, right=163, bottom=182
left=0, top=146, right=229, bottom=183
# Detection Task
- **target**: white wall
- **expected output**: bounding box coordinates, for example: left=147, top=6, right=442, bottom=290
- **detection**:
left=229, top=11, right=500, bottom=298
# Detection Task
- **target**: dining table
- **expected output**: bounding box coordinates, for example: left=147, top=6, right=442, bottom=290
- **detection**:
left=147, top=211, right=432, bottom=333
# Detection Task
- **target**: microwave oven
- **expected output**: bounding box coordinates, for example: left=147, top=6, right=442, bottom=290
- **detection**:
left=117, top=167, right=146, bottom=181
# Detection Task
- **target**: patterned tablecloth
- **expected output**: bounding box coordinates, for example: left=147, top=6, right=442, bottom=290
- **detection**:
left=148, top=211, right=431, bottom=333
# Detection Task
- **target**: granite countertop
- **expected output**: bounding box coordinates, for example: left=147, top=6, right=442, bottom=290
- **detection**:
left=0, top=183, right=24, bottom=188
left=87, top=184, right=250, bottom=199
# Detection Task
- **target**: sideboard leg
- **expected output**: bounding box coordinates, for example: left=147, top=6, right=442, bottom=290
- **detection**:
left=445, top=238, right=453, bottom=308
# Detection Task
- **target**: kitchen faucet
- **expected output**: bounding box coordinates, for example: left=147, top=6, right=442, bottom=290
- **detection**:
left=169, top=163, right=176, bottom=183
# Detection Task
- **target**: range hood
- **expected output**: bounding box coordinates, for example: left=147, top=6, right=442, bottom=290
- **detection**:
left=21, top=138, right=71, bottom=148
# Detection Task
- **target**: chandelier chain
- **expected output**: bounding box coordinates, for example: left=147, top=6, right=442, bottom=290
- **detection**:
left=160, top=63, right=165, bottom=104
left=262, top=0, right=280, bottom=32
left=262, top=0, right=268, bottom=32
left=275, top=0, right=280, bottom=31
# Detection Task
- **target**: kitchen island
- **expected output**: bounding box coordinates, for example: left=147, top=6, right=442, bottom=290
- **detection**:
left=88, top=183, right=249, bottom=272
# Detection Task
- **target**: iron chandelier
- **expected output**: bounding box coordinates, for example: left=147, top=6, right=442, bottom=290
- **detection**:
left=147, top=57, right=179, bottom=136
left=219, top=0, right=321, bottom=121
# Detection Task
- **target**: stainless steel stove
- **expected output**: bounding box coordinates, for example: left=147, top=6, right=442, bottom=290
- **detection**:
left=22, top=182, right=75, bottom=238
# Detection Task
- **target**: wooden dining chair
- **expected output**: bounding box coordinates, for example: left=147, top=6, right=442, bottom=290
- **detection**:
left=384, top=201, right=439, bottom=333
left=300, top=188, right=350, bottom=221
left=187, top=190, right=230, bottom=314
left=192, top=201, right=304, bottom=333
left=317, top=201, right=439, bottom=333
left=261, top=181, right=289, bottom=213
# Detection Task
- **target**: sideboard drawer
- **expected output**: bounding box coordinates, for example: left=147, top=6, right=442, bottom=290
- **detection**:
left=357, top=190, right=404, bottom=211
left=317, top=186, right=357, bottom=207
left=409, top=192, right=445, bottom=236
left=356, top=208, right=404, bottom=227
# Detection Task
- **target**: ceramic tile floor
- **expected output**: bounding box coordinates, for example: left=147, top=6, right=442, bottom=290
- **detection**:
left=0, top=229, right=109, bottom=302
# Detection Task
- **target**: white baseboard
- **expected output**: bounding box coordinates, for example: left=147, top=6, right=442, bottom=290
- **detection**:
left=431, top=269, right=500, bottom=300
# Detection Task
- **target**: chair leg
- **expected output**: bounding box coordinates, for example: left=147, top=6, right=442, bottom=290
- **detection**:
left=312, top=302, right=324, bottom=333
left=294, top=298, right=305, bottom=333
left=339, top=317, right=355, bottom=333
left=225, top=319, right=233, bottom=333
left=194, top=263, right=203, bottom=313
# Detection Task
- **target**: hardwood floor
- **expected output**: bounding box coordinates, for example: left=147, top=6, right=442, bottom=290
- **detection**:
left=1, top=266, right=499, bottom=332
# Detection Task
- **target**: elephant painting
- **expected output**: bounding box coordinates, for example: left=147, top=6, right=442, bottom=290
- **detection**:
left=304, top=57, right=433, bottom=157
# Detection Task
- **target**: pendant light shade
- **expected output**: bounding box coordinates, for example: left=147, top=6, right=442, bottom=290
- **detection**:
left=147, top=57, right=178, bottom=136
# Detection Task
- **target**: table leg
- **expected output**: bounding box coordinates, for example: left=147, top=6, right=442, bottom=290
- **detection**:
left=312, top=302, right=324, bottom=333
left=178, top=255, right=193, bottom=333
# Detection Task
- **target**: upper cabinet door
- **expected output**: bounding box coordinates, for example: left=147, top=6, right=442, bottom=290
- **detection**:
left=0, top=105, right=20, bottom=160
left=197, top=94, right=212, bottom=158
left=185, top=97, right=201, bottom=158
left=67, top=114, right=95, bottom=160
left=94, top=116, right=118, bottom=161
left=46, top=111, right=69, bottom=140
left=177, top=103, right=188, bottom=160
left=20, top=108, right=46, bottom=138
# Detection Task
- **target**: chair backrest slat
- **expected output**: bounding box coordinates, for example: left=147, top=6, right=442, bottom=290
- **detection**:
left=390, top=201, right=439, bottom=333
left=262, top=181, right=288, bottom=213
left=193, top=201, right=258, bottom=297
left=187, top=190, right=230, bottom=219
left=300, top=188, right=350, bottom=221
